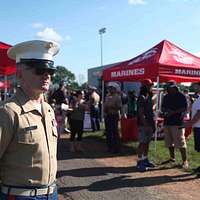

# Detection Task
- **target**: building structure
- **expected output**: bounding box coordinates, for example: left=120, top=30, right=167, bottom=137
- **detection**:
left=88, top=62, right=141, bottom=95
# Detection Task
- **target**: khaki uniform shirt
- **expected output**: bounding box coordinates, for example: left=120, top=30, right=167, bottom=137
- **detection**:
left=104, top=93, right=122, bottom=116
left=0, top=88, right=57, bottom=186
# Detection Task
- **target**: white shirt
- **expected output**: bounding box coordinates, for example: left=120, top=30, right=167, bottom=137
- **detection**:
left=192, top=96, right=200, bottom=127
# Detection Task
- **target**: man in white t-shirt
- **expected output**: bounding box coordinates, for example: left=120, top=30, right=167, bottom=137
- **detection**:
left=185, top=82, right=200, bottom=175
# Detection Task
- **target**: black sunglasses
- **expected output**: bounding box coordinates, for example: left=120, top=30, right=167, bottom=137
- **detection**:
left=33, top=67, right=55, bottom=76
left=19, top=59, right=56, bottom=76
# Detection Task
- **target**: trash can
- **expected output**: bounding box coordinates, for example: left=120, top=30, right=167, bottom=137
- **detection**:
left=121, top=117, right=138, bottom=142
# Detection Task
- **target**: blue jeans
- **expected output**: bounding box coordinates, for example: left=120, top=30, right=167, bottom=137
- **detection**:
left=90, top=105, right=100, bottom=131
left=0, top=188, right=58, bottom=200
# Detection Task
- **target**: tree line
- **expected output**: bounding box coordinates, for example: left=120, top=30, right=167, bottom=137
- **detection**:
left=52, top=65, right=87, bottom=90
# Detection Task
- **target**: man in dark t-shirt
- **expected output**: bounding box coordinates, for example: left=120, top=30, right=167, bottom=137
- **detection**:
left=50, top=81, right=70, bottom=133
left=136, top=79, right=155, bottom=172
left=51, top=81, right=68, bottom=105
left=161, top=81, right=188, bottom=169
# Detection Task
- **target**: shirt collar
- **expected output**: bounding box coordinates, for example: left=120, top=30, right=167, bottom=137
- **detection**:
left=15, top=88, right=43, bottom=113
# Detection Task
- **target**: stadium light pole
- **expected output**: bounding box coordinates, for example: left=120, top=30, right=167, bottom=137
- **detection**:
left=99, top=27, right=106, bottom=67
left=99, top=27, right=106, bottom=121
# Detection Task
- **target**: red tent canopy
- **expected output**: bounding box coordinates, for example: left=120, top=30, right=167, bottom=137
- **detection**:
left=0, top=42, right=16, bottom=75
left=103, top=40, right=200, bottom=83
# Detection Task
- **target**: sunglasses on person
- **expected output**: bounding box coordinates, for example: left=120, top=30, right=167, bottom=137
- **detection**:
left=31, top=67, right=55, bottom=76
left=20, top=59, right=56, bottom=76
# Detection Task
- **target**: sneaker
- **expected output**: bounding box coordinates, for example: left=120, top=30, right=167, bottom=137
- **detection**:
left=136, top=160, right=147, bottom=172
left=64, top=128, right=71, bottom=134
left=182, top=161, right=189, bottom=170
left=143, top=158, right=155, bottom=168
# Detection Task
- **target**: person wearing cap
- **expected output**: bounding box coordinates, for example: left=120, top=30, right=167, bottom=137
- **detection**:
left=0, top=40, right=59, bottom=200
left=161, top=80, right=188, bottom=169
left=136, top=79, right=155, bottom=172
left=104, top=82, right=122, bottom=153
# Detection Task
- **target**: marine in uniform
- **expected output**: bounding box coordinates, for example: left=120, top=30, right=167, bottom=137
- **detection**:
left=104, top=82, right=122, bottom=154
left=0, top=40, right=60, bottom=200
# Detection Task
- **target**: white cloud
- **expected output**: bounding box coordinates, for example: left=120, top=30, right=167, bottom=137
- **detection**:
left=36, top=27, right=63, bottom=42
left=128, top=0, right=147, bottom=5
left=65, top=35, right=71, bottom=41
left=194, top=51, right=200, bottom=58
left=32, top=22, right=44, bottom=28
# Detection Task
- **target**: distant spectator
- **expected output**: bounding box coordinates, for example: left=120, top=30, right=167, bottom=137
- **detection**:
left=68, top=90, right=85, bottom=152
left=104, top=82, right=122, bottom=154
left=89, top=86, right=100, bottom=132
left=50, top=81, right=68, bottom=105
left=161, top=80, right=188, bottom=169
left=185, top=82, right=200, bottom=176
left=127, top=90, right=137, bottom=118
left=50, top=81, right=70, bottom=133
left=136, top=79, right=155, bottom=172
left=121, top=91, right=128, bottom=117
left=183, top=88, right=192, bottom=120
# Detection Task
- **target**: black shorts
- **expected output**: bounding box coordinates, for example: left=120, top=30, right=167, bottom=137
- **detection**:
left=193, top=128, right=200, bottom=152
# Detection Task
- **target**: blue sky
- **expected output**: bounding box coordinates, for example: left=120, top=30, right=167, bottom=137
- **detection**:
left=1, top=0, right=200, bottom=84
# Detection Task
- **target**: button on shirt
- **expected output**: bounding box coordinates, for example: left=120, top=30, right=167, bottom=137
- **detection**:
left=0, top=88, right=58, bottom=186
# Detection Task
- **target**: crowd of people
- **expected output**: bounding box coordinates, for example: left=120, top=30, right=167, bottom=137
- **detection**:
left=40, top=77, right=200, bottom=174
left=47, top=81, right=101, bottom=152
left=102, top=79, right=200, bottom=174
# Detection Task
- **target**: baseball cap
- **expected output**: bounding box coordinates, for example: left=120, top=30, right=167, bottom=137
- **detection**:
left=141, top=79, right=153, bottom=86
left=166, top=80, right=177, bottom=88
left=107, top=82, right=120, bottom=91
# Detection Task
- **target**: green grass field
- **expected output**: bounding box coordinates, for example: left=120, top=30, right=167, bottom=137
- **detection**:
left=84, top=128, right=200, bottom=172
left=148, top=135, right=200, bottom=171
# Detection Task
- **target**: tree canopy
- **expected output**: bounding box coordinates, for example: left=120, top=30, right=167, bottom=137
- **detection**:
left=52, top=65, right=87, bottom=90
left=52, top=66, right=75, bottom=85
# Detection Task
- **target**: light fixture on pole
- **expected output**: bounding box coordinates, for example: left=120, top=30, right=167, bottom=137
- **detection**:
left=99, top=27, right=106, bottom=67
left=98, top=27, right=106, bottom=121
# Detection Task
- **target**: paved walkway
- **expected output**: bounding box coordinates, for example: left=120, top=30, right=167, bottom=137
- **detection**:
left=56, top=134, right=199, bottom=200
